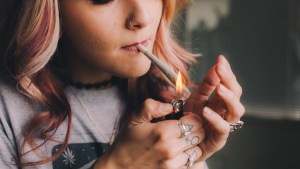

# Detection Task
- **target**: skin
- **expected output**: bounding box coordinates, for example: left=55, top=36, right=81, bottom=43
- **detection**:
left=184, top=55, right=245, bottom=163
left=59, top=0, right=244, bottom=168
left=60, top=0, right=161, bottom=83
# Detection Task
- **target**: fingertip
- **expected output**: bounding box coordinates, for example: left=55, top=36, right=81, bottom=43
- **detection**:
left=218, top=55, right=228, bottom=62
left=217, top=55, right=224, bottom=62
left=220, top=54, right=226, bottom=59
left=141, top=99, right=174, bottom=121
left=203, top=107, right=224, bottom=124
left=203, top=107, right=214, bottom=117
left=216, top=62, right=225, bottom=75
left=221, top=55, right=231, bottom=68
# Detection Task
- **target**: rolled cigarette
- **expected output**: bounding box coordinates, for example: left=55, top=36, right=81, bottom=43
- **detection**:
left=136, top=44, right=191, bottom=97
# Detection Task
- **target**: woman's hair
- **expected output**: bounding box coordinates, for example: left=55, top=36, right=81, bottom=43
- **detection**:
left=0, top=0, right=195, bottom=166
left=1, top=0, right=71, bottom=166
left=129, top=0, right=196, bottom=106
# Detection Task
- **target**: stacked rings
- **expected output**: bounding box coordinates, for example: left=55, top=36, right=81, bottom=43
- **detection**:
left=184, top=151, right=195, bottom=167
left=229, top=120, right=244, bottom=132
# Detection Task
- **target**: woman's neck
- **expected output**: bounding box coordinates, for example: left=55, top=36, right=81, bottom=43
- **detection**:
left=61, top=41, right=112, bottom=84
left=70, top=67, right=112, bottom=84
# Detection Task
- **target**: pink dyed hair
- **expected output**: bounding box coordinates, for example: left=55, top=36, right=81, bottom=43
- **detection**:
left=0, top=0, right=196, bottom=166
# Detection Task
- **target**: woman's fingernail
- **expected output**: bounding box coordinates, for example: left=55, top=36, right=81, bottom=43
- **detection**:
left=203, top=107, right=213, bottom=116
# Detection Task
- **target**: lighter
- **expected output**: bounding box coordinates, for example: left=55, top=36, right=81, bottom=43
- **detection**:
left=165, top=100, right=184, bottom=120
left=166, top=71, right=186, bottom=120
left=136, top=45, right=190, bottom=120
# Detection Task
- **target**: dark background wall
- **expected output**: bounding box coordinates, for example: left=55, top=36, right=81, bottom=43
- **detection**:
left=206, top=116, right=300, bottom=169
left=176, top=0, right=300, bottom=168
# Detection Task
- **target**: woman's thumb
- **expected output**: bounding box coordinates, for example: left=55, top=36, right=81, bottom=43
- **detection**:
left=132, top=99, right=173, bottom=123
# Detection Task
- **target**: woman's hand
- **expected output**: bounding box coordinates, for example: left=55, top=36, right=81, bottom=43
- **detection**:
left=184, top=55, right=245, bottom=163
left=94, top=99, right=208, bottom=169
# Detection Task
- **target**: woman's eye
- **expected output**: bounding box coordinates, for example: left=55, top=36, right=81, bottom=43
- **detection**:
left=90, top=0, right=113, bottom=5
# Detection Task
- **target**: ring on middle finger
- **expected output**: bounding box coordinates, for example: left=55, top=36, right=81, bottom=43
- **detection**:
left=184, top=151, right=195, bottom=167
left=228, top=120, right=244, bottom=132
left=178, top=120, right=192, bottom=138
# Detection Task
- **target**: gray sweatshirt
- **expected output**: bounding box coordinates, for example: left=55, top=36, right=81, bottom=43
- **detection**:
left=0, top=77, right=126, bottom=169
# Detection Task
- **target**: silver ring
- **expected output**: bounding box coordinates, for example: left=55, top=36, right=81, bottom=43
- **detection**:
left=178, top=120, right=191, bottom=138
left=184, top=151, right=194, bottom=167
left=229, top=120, right=244, bottom=132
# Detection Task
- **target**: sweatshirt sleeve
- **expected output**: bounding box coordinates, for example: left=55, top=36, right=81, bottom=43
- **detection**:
left=0, top=120, right=20, bottom=169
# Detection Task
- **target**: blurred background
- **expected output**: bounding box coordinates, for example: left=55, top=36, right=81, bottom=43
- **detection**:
left=173, top=0, right=300, bottom=169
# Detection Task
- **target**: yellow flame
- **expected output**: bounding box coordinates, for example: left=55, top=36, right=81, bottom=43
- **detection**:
left=176, top=71, right=183, bottom=95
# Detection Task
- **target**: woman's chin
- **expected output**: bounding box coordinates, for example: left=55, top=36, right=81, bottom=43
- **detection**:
left=116, top=67, right=151, bottom=79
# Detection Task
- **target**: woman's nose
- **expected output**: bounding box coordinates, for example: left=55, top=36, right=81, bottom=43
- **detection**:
left=126, top=1, right=153, bottom=30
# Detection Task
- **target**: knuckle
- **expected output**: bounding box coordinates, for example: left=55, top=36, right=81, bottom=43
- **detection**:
left=160, top=160, right=176, bottom=169
left=143, top=98, right=155, bottom=111
left=228, top=73, right=237, bottom=82
left=239, top=105, right=245, bottom=116
left=153, top=127, right=164, bottom=137
left=190, top=113, right=201, bottom=121
left=224, top=124, right=231, bottom=133
left=180, top=113, right=203, bottom=131
left=188, top=146, right=203, bottom=161
left=232, top=104, right=245, bottom=118
left=153, top=138, right=178, bottom=159
left=199, top=128, right=206, bottom=139
left=159, top=146, right=176, bottom=159
left=227, top=102, right=245, bottom=120
left=196, top=146, right=203, bottom=158
left=219, top=123, right=230, bottom=134
left=204, top=76, right=218, bottom=87
left=164, top=151, right=176, bottom=160
left=237, top=85, right=243, bottom=97
left=226, top=91, right=235, bottom=101
left=184, top=113, right=202, bottom=124
left=194, top=128, right=206, bottom=142
left=152, top=126, right=170, bottom=142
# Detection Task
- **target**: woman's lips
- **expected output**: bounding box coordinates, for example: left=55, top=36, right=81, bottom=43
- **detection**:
left=121, top=40, right=148, bottom=52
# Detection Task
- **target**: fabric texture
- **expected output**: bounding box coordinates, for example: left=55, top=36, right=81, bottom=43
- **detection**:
left=0, top=76, right=126, bottom=169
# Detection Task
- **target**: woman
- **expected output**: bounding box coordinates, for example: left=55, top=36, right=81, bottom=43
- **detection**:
left=0, top=0, right=244, bottom=168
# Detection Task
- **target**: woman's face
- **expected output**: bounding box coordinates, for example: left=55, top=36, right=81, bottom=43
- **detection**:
left=60, top=0, right=163, bottom=81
